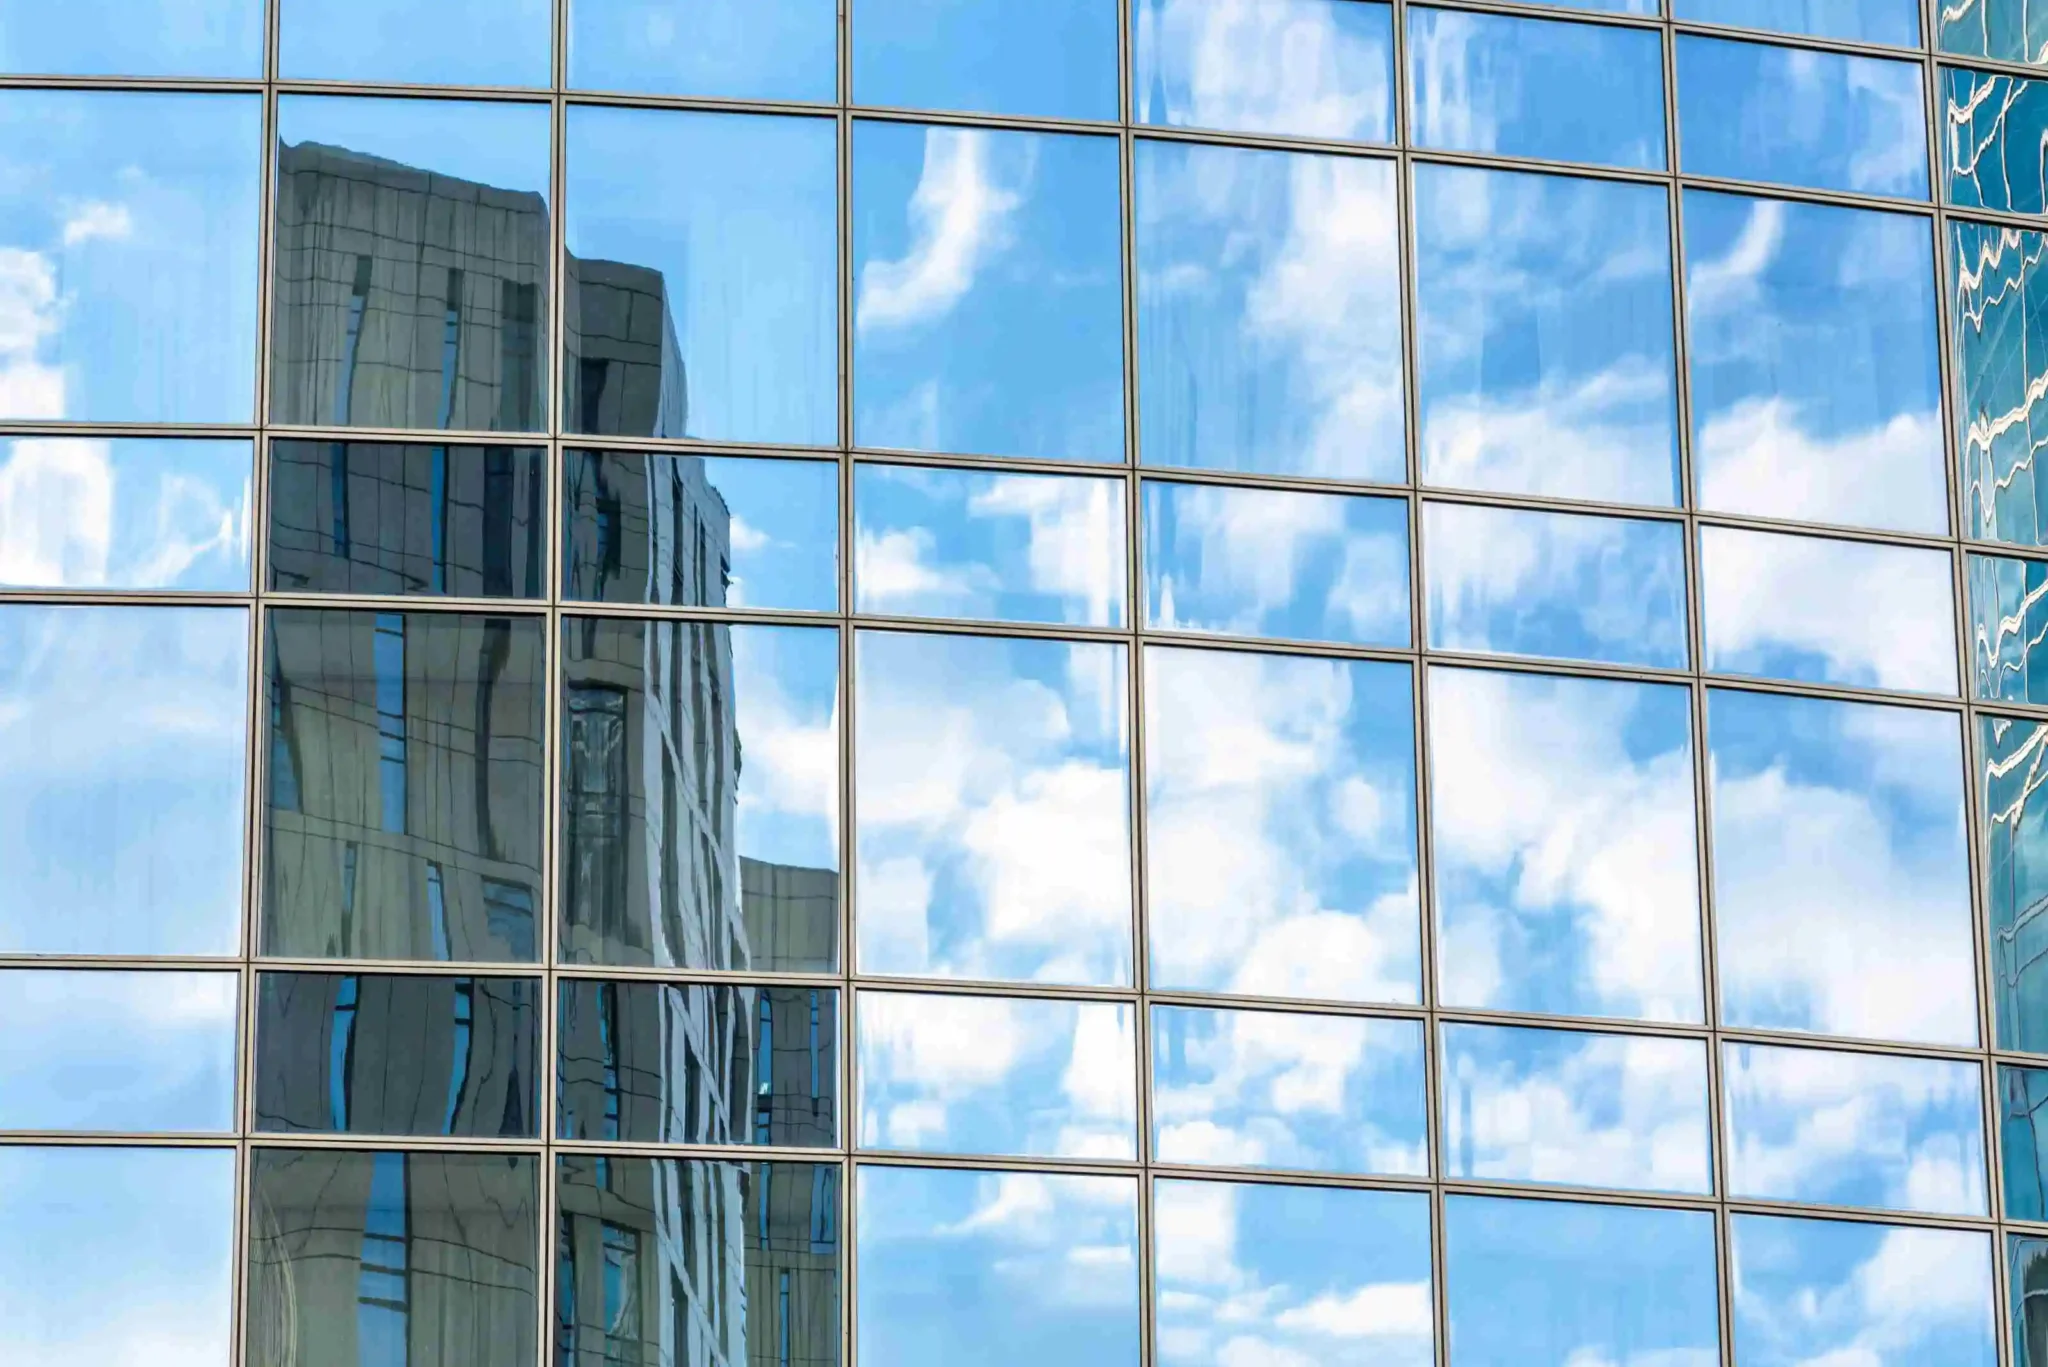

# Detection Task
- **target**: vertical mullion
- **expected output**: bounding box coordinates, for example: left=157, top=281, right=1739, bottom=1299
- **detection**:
left=837, top=8, right=859, bottom=1367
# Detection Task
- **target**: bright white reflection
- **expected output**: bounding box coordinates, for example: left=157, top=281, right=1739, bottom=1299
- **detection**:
left=1133, top=0, right=1394, bottom=141
left=0, top=436, right=249, bottom=590
left=0, top=970, right=238, bottom=1131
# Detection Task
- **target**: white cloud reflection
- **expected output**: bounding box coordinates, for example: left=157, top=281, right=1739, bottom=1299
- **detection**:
left=858, top=128, right=1024, bottom=335
left=1133, top=0, right=1393, bottom=141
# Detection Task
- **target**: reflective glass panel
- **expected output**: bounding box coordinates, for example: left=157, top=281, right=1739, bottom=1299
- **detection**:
left=2003, top=1064, right=2048, bottom=1219
left=1408, top=7, right=1665, bottom=170
left=1144, top=647, right=1420, bottom=1004
left=1516, top=0, right=1660, bottom=10
left=855, top=463, right=1127, bottom=627
left=564, top=450, right=837, bottom=612
left=854, top=0, right=1117, bottom=120
left=269, top=442, right=544, bottom=598
left=1132, top=0, right=1394, bottom=141
left=1676, top=0, right=1919, bottom=44
left=1684, top=192, right=1945, bottom=534
left=1700, top=527, right=1958, bottom=694
left=247, top=1149, right=540, bottom=1366
left=857, top=1166, right=1138, bottom=1367
left=1956, top=221, right=2048, bottom=546
left=560, top=619, right=840, bottom=973
left=2017, top=1235, right=2048, bottom=1367
left=1724, top=1042, right=1987, bottom=1215
left=0, top=969, right=236, bottom=1131
left=568, top=0, right=836, bottom=102
left=1971, top=554, right=2048, bottom=704
left=1429, top=668, right=1702, bottom=1022
left=1950, top=68, right=2048, bottom=214
left=1735, top=1214, right=1997, bottom=1367
left=272, top=96, right=552, bottom=433
left=1676, top=36, right=1929, bottom=198
left=1151, top=1005, right=1427, bottom=1176
left=280, top=0, right=549, bottom=83
left=1710, top=689, right=1974, bottom=1045
left=857, top=991, right=1136, bottom=1160
left=0, top=604, right=247, bottom=955
left=1154, top=1178, right=1433, bottom=1367
left=557, top=1154, right=841, bottom=1367
left=1443, top=1196, right=1721, bottom=1367
left=255, top=973, right=540, bottom=1138
left=854, top=122, right=1125, bottom=464
left=0, top=0, right=263, bottom=76
left=1982, top=715, right=2048, bottom=1052
left=1414, top=165, right=1679, bottom=506
left=566, top=107, right=837, bottom=446
left=0, top=90, right=259, bottom=423
left=0, top=1147, right=235, bottom=1365
left=856, top=630, right=1130, bottom=986
left=1440, top=1022, right=1712, bottom=1194
left=1424, top=503, right=1688, bottom=668
left=265, top=610, right=546, bottom=962
left=1135, top=139, right=1404, bottom=482
left=1943, top=0, right=2048, bottom=64
left=557, top=980, right=838, bottom=1147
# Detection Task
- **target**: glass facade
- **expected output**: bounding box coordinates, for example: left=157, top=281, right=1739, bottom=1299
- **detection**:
left=4, top=2, right=2043, bottom=1366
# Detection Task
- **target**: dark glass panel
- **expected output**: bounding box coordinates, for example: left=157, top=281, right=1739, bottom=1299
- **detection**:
left=2017, top=1233, right=2048, bottom=1367
left=1956, top=221, right=2048, bottom=547
left=1943, top=0, right=2048, bottom=65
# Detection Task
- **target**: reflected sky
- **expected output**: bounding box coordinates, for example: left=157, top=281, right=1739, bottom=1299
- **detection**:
left=0, top=0, right=261, bottom=75
left=1424, top=502, right=1688, bottom=668
left=0, top=89, right=259, bottom=423
left=731, top=626, right=841, bottom=876
left=1948, top=68, right=2048, bottom=215
left=854, top=121, right=1124, bottom=464
left=0, top=970, right=237, bottom=1131
left=1677, top=0, right=1920, bottom=44
left=1708, top=689, right=1976, bottom=1045
left=1136, top=139, right=1404, bottom=483
left=1955, top=221, right=2048, bottom=548
left=856, top=630, right=1130, bottom=986
left=857, top=991, right=1136, bottom=1160
left=854, top=0, right=1117, bottom=119
left=1151, top=1005, right=1427, bottom=1175
left=280, top=0, right=550, bottom=84
left=1700, top=527, right=1958, bottom=694
left=569, top=0, right=837, bottom=101
left=1144, top=646, right=1420, bottom=1004
left=1515, top=0, right=1660, bottom=11
left=1155, top=1178, right=1432, bottom=1367
left=1733, top=1214, right=1997, bottom=1367
left=1132, top=0, right=1393, bottom=141
left=1984, top=715, right=2048, bottom=1053
left=1414, top=164, right=1679, bottom=506
left=1430, top=668, right=1702, bottom=1022
left=855, top=463, right=1126, bottom=627
left=858, top=1165, right=1139, bottom=1367
left=2002, top=1063, right=2048, bottom=1219
left=0, top=436, right=249, bottom=591
left=1441, top=1023, right=1712, bottom=1194
left=1970, top=553, right=2048, bottom=704
left=1685, top=191, right=1946, bottom=534
left=1941, top=0, right=2048, bottom=65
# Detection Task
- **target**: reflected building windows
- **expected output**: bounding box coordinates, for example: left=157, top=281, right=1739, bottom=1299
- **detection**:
left=1956, top=221, right=2048, bottom=547
left=1943, top=0, right=2048, bottom=67
left=1984, top=715, right=2048, bottom=1053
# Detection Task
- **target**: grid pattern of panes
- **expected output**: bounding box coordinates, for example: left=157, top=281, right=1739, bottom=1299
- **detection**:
left=11, top=0, right=2048, bottom=1365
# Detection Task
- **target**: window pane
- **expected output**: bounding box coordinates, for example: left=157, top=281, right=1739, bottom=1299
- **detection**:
left=1982, top=715, right=2048, bottom=1052
left=1956, top=221, right=2048, bottom=547
left=557, top=980, right=839, bottom=1147
left=854, top=0, right=1117, bottom=119
left=255, top=972, right=540, bottom=1138
left=264, top=610, right=546, bottom=962
left=1676, top=36, right=1928, bottom=198
left=1151, top=1005, right=1427, bottom=1176
left=247, top=1149, right=540, bottom=1367
left=1710, top=689, right=1974, bottom=1045
left=1676, top=0, right=1919, bottom=44
left=1971, top=554, right=2048, bottom=703
left=0, top=90, right=259, bottom=422
left=0, top=604, right=247, bottom=955
left=1132, top=0, right=1394, bottom=141
left=566, top=108, right=837, bottom=446
left=2004, top=1064, right=2048, bottom=1219
left=1135, top=139, right=1404, bottom=482
left=1685, top=192, right=1945, bottom=534
left=854, top=122, right=1124, bottom=463
left=1144, top=647, right=1421, bottom=1004
left=1423, top=503, right=1688, bottom=668
left=1415, top=165, right=1679, bottom=506
left=568, top=0, right=836, bottom=101
left=1514, top=0, right=1659, bottom=11
left=1408, top=7, right=1665, bottom=169
left=1949, top=68, right=2048, bottom=213
left=1444, top=1196, right=1720, bottom=1367
left=272, top=96, right=552, bottom=433
left=857, top=991, right=1136, bottom=1160
left=857, top=1166, right=1138, bottom=1367
left=0, top=0, right=263, bottom=75
left=279, top=0, right=550, bottom=84
left=2017, top=1234, right=2048, bottom=1367
left=0, top=969, right=236, bottom=1131
left=856, top=630, right=1130, bottom=986
left=1440, top=1022, right=1713, bottom=1195
left=855, top=464, right=1126, bottom=627
left=560, top=619, right=840, bottom=973
left=1429, top=668, right=1702, bottom=1022
left=1943, top=0, right=2048, bottom=66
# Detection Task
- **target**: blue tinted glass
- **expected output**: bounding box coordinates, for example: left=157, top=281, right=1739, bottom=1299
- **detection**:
left=1135, top=140, right=1404, bottom=482
left=0, top=970, right=237, bottom=1131
left=1677, top=36, right=1928, bottom=198
left=1970, top=554, right=2048, bottom=703
left=2005, top=1064, right=2048, bottom=1219
left=854, top=0, right=1117, bottom=119
left=1142, top=481, right=1409, bottom=646
left=1145, top=647, right=1420, bottom=1004
left=858, top=1166, right=1138, bottom=1367
left=1430, top=668, right=1702, bottom=1023
left=858, top=992, right=1136, bottom=1160
left=1408, top=7, right=1665, bottom=169
left=1678, top=0, right=1919, bottom=44
left=1151, top=1005, right=1427, bottom=1176
left=1944, top=0, right=2048, bottom=65
left=569, top=0, right=836, bottom=101
left=280, top=0, right=551, bottom=84
left=1956, top=222, right=2048, bottom=547
left=0, top=0, right=262, bottom=75
left=855, top=464, right=1126, bottom=627
left=1518, top=0, right=1659, bottom=10
left=1414, top=165, right=1679, bottom=505
left=1424, top=503, right=1687, bottom=668
left=855, top=122, right=1124, bottom=463
left=1710, top=689, right=1975, bottom=1046
left=1949, top=68, right=2048, bottom=214
left=1133, top=0, right=1394, bottom=141
left=2017, top=1235, right=2048, bottom=1367
left=0, top=91, right=259, bottom=423
left=1983, top=715, right=2048, bottom=1053
left=0, top=437, right=250, bottom=591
